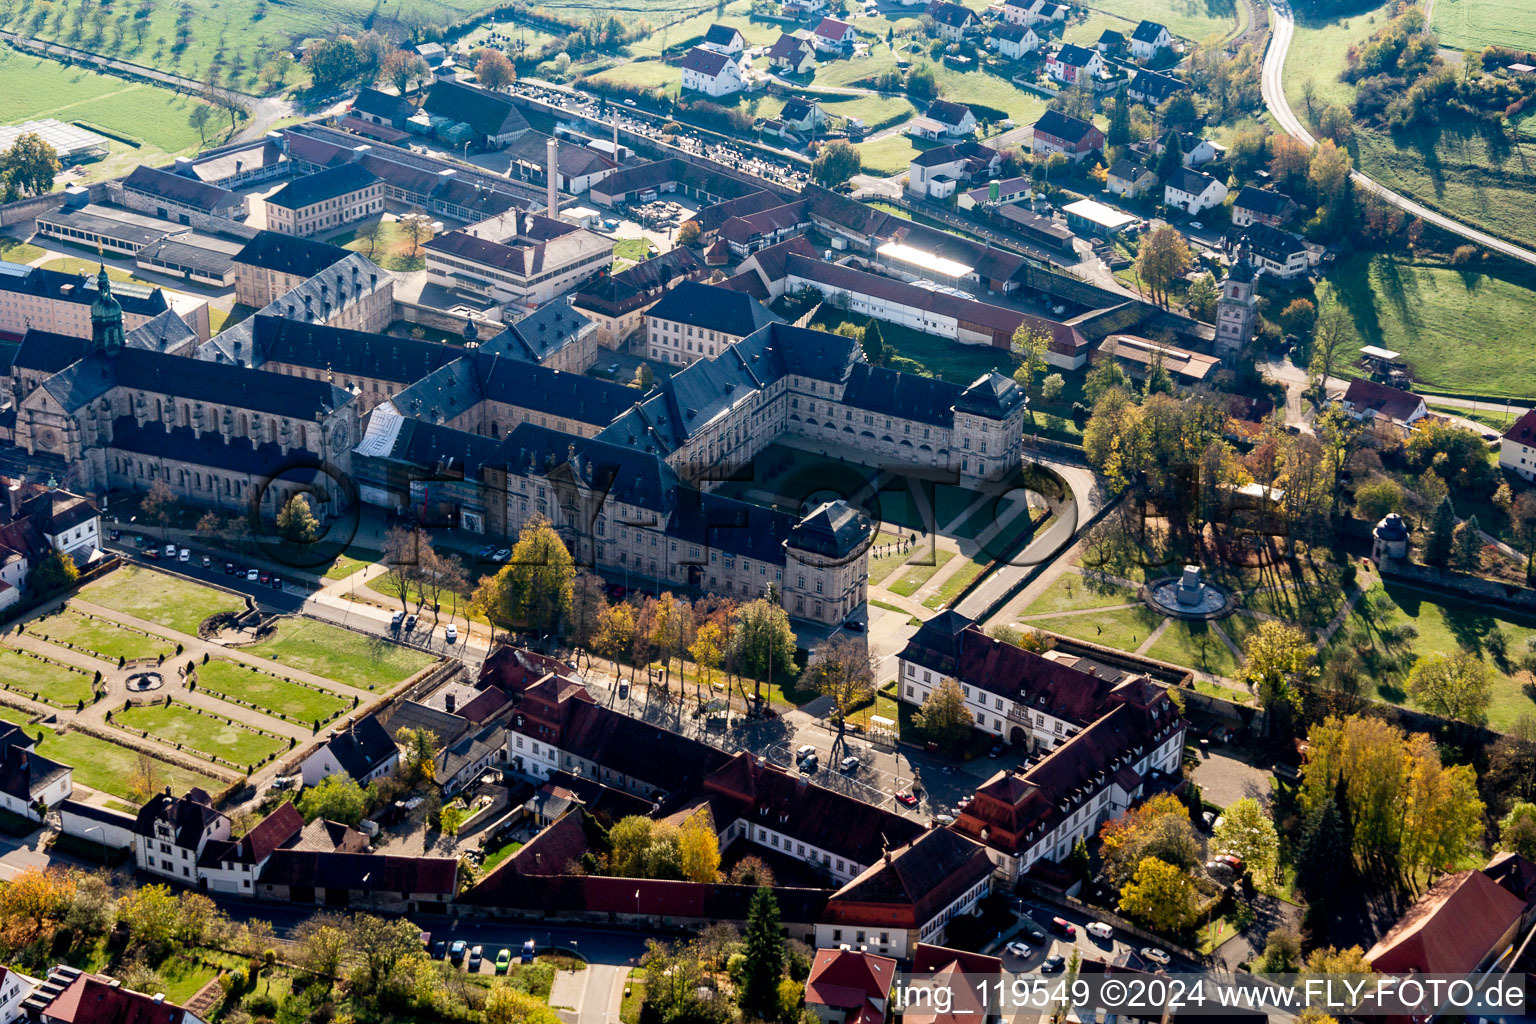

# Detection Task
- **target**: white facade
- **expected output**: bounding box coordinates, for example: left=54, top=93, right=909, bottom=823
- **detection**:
left=299, top=740, right=399, bottom=787
left=986, top=26, right=1040, bottom=58
left=1129, top=23, right=1172, bottom=59
left=1164, top=175, right=1227, bottom=213
left=135, top=810, right=230, bottom=885
left=811, top=873, right=989, bottom=959
left=682, top=55, right=748, bottom=97
left=58, top=803, right=135, bottom=850
left=0, top=968, right=39, bottom=1024
left=42, top=515, right=100, bottom=560
left=897, top=657, right=1077, bottom=747
left=0, top=768, right=71, bottom=822
left=722, top=813, right=869, bottom=885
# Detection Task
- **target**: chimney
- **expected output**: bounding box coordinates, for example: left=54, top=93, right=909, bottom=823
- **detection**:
left=445, top=692, right=456, bottom=713
left=546, top=137, right=559, bottom=215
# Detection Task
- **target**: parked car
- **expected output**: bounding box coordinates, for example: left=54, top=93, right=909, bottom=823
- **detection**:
left=895, top=791, right=918, bottom=807
left=1041, top=954, right=1066, bottom=973
left=391, top=611, right=405, bottom=630
left=246, top=569, right=259, bottom=581
left=843, top=619, right=865, bottom=632
left=432, top=940, right=447, bottom=960
left=798, top=756, right=818, bottom=774
left=467, top=945, right=483, bottom=971
left=164, top=544, right=176, bottom=557
left=495, top=948, right=512, bottom=974
left=1189, top=220, right=1204, bottom=230
left=404, top=614, right=418, bottom=632
left=449, top=940, right=467, bottom=963
left=1140, top=947, right=1171, bottom=966
left=840, top=756, right=859, bottom=772
left=988, top=743, right=1004, bottom=758
left=201, top=556, right=212, bottom=568
left=445, top=624, right=458, bottom=643
left=259, top=570, right=271, bottom=584
left=1005, top=941, right=1032, bottom=959
left=178, top=548, right=190, bottom=562
left=795, top=744, right=816, bottom=761
left=271, top=576, right=282, bottom=590
left=144, top=549, right=161, bottom=560
left=1050, top=917, right=1076, bottom=939
left=1086, top=922, right=1113, bottom=940
left=224, top=562, right=236, bottom=575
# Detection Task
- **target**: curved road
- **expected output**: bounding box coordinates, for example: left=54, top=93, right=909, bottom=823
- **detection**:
left=1261, top=1, right=1536, bottom=268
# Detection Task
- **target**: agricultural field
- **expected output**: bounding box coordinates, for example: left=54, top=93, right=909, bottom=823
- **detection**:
left=32, top=726, right=227, bottom=800
left=628, top=0, right=783, bottom=57
left=1063, top=11, right=1138, bottom=45
left=1282, top=2, right=1389, bottom=114
left=79, top=565, right=245, bottom=637
left=193, top=658, right=351, bottom=724
left=240, top=617, right=434, bottom=689
left=0, top=48, right=220, bottom=183
left=1430, top=0, right=1536, bottom=52
left=25, top=608, right=175, bottom=663
left=1077, top=0, right=1238, bottom=41
left=115, top=701, right=288, bottom=767
left=584, top=59, right=683, bottom=97
left=0, top=647, right=97, bottom=707
left=1321, top=253, right=1536, bottom=398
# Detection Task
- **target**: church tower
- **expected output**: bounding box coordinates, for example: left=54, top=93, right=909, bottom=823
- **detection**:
left=1214, top=239, right=1258, bottom=363
left=90, top=265, right=125, bottom=355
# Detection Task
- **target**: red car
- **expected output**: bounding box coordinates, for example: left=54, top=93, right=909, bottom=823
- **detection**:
left=144, top=549, right=161, bottom=560
left=896, top=791, right=918, bottom=808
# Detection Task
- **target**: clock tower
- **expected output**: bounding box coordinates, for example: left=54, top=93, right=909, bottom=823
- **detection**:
left=90, top=265, right=125, bottom=356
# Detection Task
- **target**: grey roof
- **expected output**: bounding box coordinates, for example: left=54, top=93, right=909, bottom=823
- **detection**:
left=107, top=415, right=336, bottom=474
left=1128, top=68, right=1186, bottom=101
left=787, top=500, right=870, bottom=558
left=505, top=131, right=615, bottom=179
left=0, top=744, right=69, bottom=805
left=781, top=97, right=819, bottom=123
left=353, top=87, right=416, bottom=123
left=571, top=247, right=706, bottom=314
left=436, top=722, right=507, bottom=781
left=123, top=164, right=236, bottom=212
left=325, top=715, right=397, bottom=779
left=390, top=352, right=635, bottom=429
left=956, top=371, right=1026, bottom=416
left=266, top=163, right=381, bottom=210
left=681, top=46, right=734, bottom=76
left=36, top=205, right=172, bottom=250
left=422, top=79, right=530, bottom=139
left=1052, top=43, right=1098, bottom=66
left=43, top=347, right=354, bottom=418
left=124, top=309, right=200, bottom=353
left=483, top=302, right=595, bottom=363
left=365, top=417, right=507, bottom=477
left=646, top=281, right=783, bottom=337
left=1230, top=221, right=1308, bottom=262
left=136, top=232, right=243, bottom=276
left=842, top=362, right=962, bottom=427
left=927, top=1, right=977, bottom=26
left=1130, top=19, right=1168, bottom=42
left=1032, top=109, right=1100, bottom=145
left=233, top=231, right=349, bottom=278
left=767, top=32, right=813, bottom=60
left=132, top=787, right=224, bottom=846
left=499, top=422, right=682, bottom=514
left=1108, top=157, right=1152, bottom=180
left=242, top=314, right=460, bottom=382
left=0, top=263, right=170, bottom=318
left=926, top=99, right=972, bottom=126
left=1165, top=166, right=1220, bottom=195
left=385, top=699, right=469, bottom=747
left=1234, top=186, right=1296, bottom=216
left=704, top=23, right=743, bottom=45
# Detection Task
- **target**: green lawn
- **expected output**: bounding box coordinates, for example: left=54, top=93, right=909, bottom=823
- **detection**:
left=194, top=659, right=350, bottom=724
left=1063, top=11, right=1138, bottom=45
left=240, top=617, right=434, bottom=689
left=1023, top=604, right=1165, bottom=651
left=626, top=0, right=783, bottom=57
left=1080, top=0, right=1237, bottom=41
left=1146, top=619, right=1240, bottom=677
left=39, top=257, right=150, bottom=284
left=1427, top=402, right=1525, bottom=432
left=584, top=60, right=683, bottom=96
left=816, top=308, right=1015, bottom=382
left=80, top=566, right=245, bottom=637
left=1431, top=0, right=1536, bottom=51
left=115, top=702, right=287, bottom=767
left=332, top=218, right=429, bottom=273
left=821, top=95, right=917, bottom=131
left=1322, top=254, right=1536, bottom=398
left=0, top=705, right=35, bottom=726
left=26, top=609, right=174, bottom=663
left=481, top=837, right=525, bottom=874
left=613, top=237, right=653, bottom=262
left=0, top=236, right=45, bottom=264
left=0, top=49, right=223, bottom=185
left=814, top=45, right=901, bottom=89
left=324, top=555, right=371, bottom=580
left=868, top=535, right=913, bottom=585
left=32, top=726, right=226, bottom=800
left=1334, top=581, right=1536, bottom=731
left=928, top=61, right=1051, bottom=125
left=0, top=648, right=97, bottom=706
left=1282, top=3, right=1389, bottom=115
left=888, top=548, right=955, bottom=597
left=1021, top=572, right=1139, bottom=615
left=855, top=134, right=922, bottom=176
left=922, top=558, right=987, bottom=610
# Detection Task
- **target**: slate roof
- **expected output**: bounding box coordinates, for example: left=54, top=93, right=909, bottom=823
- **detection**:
left=646, top=281, right=783, bottom=336
left=991, top=23, right=1036, bottom=42
left=390, top=351, right=635, bottom=429
left=122, top=164, right=236, bottom=213
left=0, top=263, right=169, bottom=318
left=571, top=247, right=706, bottom=315
left=926, top=99, right=973, bottom=126
left=132, top=787, right=225, bottom=847
left=233, top=231, right=349, bottom=278
left=1233, top=185, right=1296, bottom=217
left=261, top=851, right=459, bottom=895
left=1165, top=166, right=1219, bottom=195
left=265, top=163, right=381, bottom=210
left=385, top=699, right=469, bottom=747
left=767, top=32, right=814, bottom=61
left=1032, top=109, right=1101, bottom=145
left=353, top=87, right=416, bottom=123
left=482, top=302, right=595, bottom=363
left=704, top=23, right=743, bottom=46
left=239, top=314, right=458, bottom=383
left=16, top=490, right=99, bottom=536
left=925, top=0, right=976, bottom=27
left=1052, top=43, right=1099, bottom=66
left=0, top=744, right=70, bottom=805
left=781, top=97, right=820, bottom=123
left=422, top=79, right=530, bottom=138
left=787, top=500, right=871, bottom=558
left=1108, top=157, right=1152, bottom=181
left=1131, top=19, right=1169, bottom=42
left=321, top=715, right=397, bottom=779
left=1129, top=68, right=1187, bottom=101
left=682, top=46, right=735, bottom=76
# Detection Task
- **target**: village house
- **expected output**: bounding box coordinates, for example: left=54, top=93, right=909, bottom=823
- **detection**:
left=925, top=0, right=980, bottom=39
left=1500, top=409, right=1536, bottom=482
left=1106, top=157, right=1158, bottom=198
left=1231, top=185, right=1300, bottom=227
left=1029, top=110, right=1105, bottom=162
left=987, top=22, right=1041, bottom=59
left=299, top=715, right=400, bottom=787
left=767, top=32, right=818, bottom=73
left=1163, top=167, right=1228, bottom=213
left=804, top=949, right=896, bottom=1024
left=1338, top=378, right=1428, bottom=431
left=1046, top=44, right=1104, bottom=84
left=702, top=24, right=746, bottom=54
left=1126, top=68, right=1187, bottom=106
left=681, top=46, right=749, bottom=97
left=925, top=99, right=977, bottom=137
left=813, top=17, right=857, bottom=52
left=1128, top=19, right=1173, bottom=59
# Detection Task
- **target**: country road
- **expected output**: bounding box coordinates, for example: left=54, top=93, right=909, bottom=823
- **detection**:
left=1260, top=1, right=1536, bottom=268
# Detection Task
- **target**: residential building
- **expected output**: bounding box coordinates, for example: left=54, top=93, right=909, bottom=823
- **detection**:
left=57, top=800, right=137, bottom=853
left=1105, top=157, right=1157, bottom=198
left=569, top=247, right=708, bottom=346
left=681, top=46, right=748, bottom=97
left=813, top=17, right=857, bottom=52
left=262, top=163, right=384, bottom=238
left=14, top=488, right=101, bottom=561
left=22, top=967, right=207, bottom=1024
left=1366, top=868, right=1526, bottom=975
left=1046, top=44, right=1104, bottom=84
left=767, top=32, right=818, bottom=74
left=986, top=22, right=1040, bottom=59
left=1227, top=222, right=1316, bottom=281
left=435, top=722, right=509, bottom=795
left=421, top=80, right=531, bottom=148
left=1500, top=409, right=1536, bottom=482
left=198, top=802, right=303, bottom=895
left=0, top=725, right=72, bottom=821
left=230, top=230, right=349, bottom=308
left=1029, top=110, right=1105, bottom=162
left=1162, top=167, right=1227, bottom=213
left=1096, top=29, right=1125, bottom=52
left=804, top=949, right=896, bottom=1024
left=132, top=787, right=231, bottom=885
left=1338, top=378, right=1427, bottom=431
left=1231, top=186, right=1299, bottom=227
left=352, top=87, right=416, bottom=129
left=925, top=99, right=977, bottom=137
left=0, top=966, right=38, bottom=1024
left=644, top=281, right=783, bottom=365
left=906, top=140, right=1001, bottom=199
left=702, top=24, right=746, bottom=54
left=423, top=215, right=614, bottom=309
left=1128, top=19, right=1172, bottom=59
left=299, top=715, right=400, bottom=786
left=926, top=0, right=980, bottom=39
left=256, top=851, right=458, bottom=913
left=780, top=97, right=828, bottom=132
left=1126, top=68, right=1186, bottom=105
left=1002, top=0, right=1067, bottom=27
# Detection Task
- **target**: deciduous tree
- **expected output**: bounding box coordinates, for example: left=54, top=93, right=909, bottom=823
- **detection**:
left=798, top=635, right=874, bottom=740
left=1211, top=797, right=1279, bottom=881
left=497, top=514, right=575, bottom=635
left=1117, top=857, right=1198, bottom=932
left=1240, top=620, right=1316, bottom=724
left=1134, top=224, right=1192, bottom=307
left=912, top=678, right=973, bottom=750
left=811, top=139, right=861, bottom=187
left=297, top=773, right=367, bottom=825
left=0, top=132, right=61, bottom=201
left=726, top=598, right=796, bottom=701
left=1406, top=651, right=1492, bottom=724
left=1498, top=801, right=1536, bottom=859
left=475, top=48, right=516, bottom=90
left=275, top=492, right=319, bottom=544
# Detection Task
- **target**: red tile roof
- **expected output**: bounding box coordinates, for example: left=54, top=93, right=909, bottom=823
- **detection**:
left=805, top=948, right=897, bottom=1010
left=37, top=973, right=195, bottom=1024
left=1503, top=408, right=1536, bottom=446
left=1365, top=869, right=1525, bottom=974
left=1342, top=378, right=1424, bottom=424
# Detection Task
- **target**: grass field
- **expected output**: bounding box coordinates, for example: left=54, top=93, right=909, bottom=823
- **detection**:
left=0, top=648, right=96, bottom=706
left=27, top=609, right=175, bottom=663
left=927, top=62, right=1051, bottom=126
left=627, top=0, right=783, bottom=57
left=80, top=566, right=244, bottom=637
left=115, top=702, right=287, bottom=766
left=1079, top=0, right=1237, bottom=41
left=31, top=727, right=225, bottom=800
left=888, top=548, right=956, bottom=597
left=1282, top=3, right=1389, bottom=114
left=241, top=617, right=434, bottom=689
left=1431, top=0, right=1536, bottom=52
left=39, top=257, right=150, bottom=284
left=922, top=557, right=987, bottom=610
left=1063, top=11, right=1138, bottom=45
left=194, top=659, right=350, bottom=724
left=820, top=94, right=918, bottom=131
left=332, top=218, right=429, bottom=272
left=1023, top=604, right=1165, bottom=650
left=1336, top=582, right=1536, bottom=732
left=0, top=706, right=34, bottom=726
left=1322, top=253, right=1536, bottom=398
left=854, top=134, right=921, bottom=176
left=0, top=48, right=219, bottom=181
left=0, top=237, right=46, bottom=264
left=1021, top=572, right=1139, bottom=615
left=613, top=237, right=652, bottom=262
left=1146, top=619, right=1240, bottom=677
left=323, top=555, right=371, bottom=580
left=585, top=60, right=683, bottom=97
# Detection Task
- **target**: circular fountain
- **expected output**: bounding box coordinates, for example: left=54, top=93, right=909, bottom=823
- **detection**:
left=1145, top=565, right=1234, bottom=620
left=125, top=671, right=165, bottom=693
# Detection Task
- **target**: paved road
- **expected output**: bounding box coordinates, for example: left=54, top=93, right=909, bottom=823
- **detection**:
left=1260, top=1, right=1536, bottom=268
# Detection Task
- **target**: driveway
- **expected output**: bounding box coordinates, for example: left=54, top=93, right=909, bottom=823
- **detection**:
left=1190, top=746, right=1274, bottom=810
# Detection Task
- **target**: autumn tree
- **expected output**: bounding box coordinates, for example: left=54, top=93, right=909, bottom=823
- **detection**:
left=676, top=220, right=701, bottom=247
left=1117, top=857, right=1199, bottom=932
left=594, top=601, right=636, bottom=681
left=689, top=620, right=725, bottom=700
left=382, top=525, right=426, bottom=614
left=726, top=598, right=796, bottom=701
left=1134, top=224, right=1192, bottom=307
left=475, top=48, right=516, bottom=90
left=495, top=514, right=575, bottom=635
left=1498, top=801, right=1536, bottom=859
left=1406, top=651, right=1493, bottom=724
left=275, top=492, right=320, bottom=544
left=127, top=751, right=163, bottom=803
left=811, top=138, right=862, bottom=187
left=679, top=812, right=721, bottom=882
left=292, top=914, right=351, bottom=980
left=1307, top=299, right=1355, bottom=392
left=1098, top=792, right=1201, bottom=885
left=31, top=549, right=79, bottom=597
left=1010, top=322, right=1051, bottom=416
left=1211, top=797, right=1280, bottom=881
left=0, top=132, right=61, bottom=201
left=140, top=477, right=176, bottom=539
left=912, top=678, right=973, bottom=750
left=1240, top=620, right=1317, bottom=727
left=297, top=773, right=367, bottom=825
left=798, top=635, right=874, bottom=740
left=382, top=49, right=429, bottom=97
left=346, top=913, right=433, bottom=1008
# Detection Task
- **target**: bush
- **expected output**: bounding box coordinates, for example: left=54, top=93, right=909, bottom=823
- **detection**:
left=244, top=992, right=279, bottom=1018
